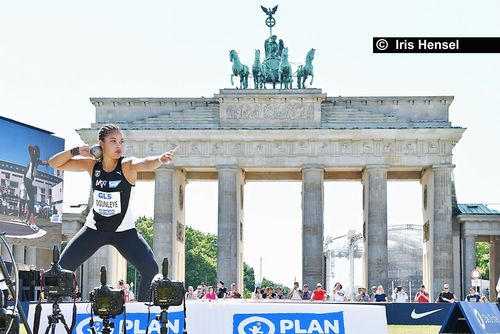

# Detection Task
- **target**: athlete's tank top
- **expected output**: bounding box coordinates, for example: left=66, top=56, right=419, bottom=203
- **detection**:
left=24, top=161, right=37, bottom=180
left=85, top=157, right=135, bottom=232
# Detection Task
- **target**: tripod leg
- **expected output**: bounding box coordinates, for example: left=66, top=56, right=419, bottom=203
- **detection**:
left=0, top=242, right=33, bottom=334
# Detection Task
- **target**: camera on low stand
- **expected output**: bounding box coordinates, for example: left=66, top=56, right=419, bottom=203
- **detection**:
left=40, top=245, right=75, bottom=334
left=89, top=266, right=126, bottom=334
left=0, top=291, right=19, bottom=334
left=150, top=258, right=185, bottom=334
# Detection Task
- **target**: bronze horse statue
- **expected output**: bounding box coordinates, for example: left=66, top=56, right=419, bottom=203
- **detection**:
left=252, top=49, right=264, bottom=89
left=297, top=48, right=315, bottom=89
left=279, top=47, right=292, bottom=89
left=230, top=50, right=249, bottom=89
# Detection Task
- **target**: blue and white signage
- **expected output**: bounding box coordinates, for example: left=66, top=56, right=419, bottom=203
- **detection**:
left=233, top=312, right=345, bottom=334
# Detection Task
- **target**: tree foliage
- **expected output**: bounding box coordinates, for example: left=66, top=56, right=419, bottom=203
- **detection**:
left=260, top=277, right=291, bottom=296
left=185, top=226, right=218, bottom=288
left=476, top=242, right=489, bottom=280
left=127, top=217, right=259, bottom=298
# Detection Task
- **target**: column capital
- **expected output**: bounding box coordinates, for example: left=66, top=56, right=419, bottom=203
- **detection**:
left=363, top=165, right=390, bottom=173
left=216, top=164, right=241, bottom=171
left=431, top=164, right=455, bottom=172
left=155, top=165, right=175, bottom=172
left=301, top=164, right=325, bottom=172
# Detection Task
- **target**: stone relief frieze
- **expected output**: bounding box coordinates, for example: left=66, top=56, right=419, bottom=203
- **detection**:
left=402, top=141, right=417, bottom=155
left=340, top=141, right=353, bottom=154
left=318, top=142, right=330, bottom=155
left=212, top=142, right=224, bottom=155
left=363, top=141, right=374, bottom=154
left=232, top=143, right=243, bottom=156
left=125, top=144, right=136, bottom=155
left=272, top=142, right=289, bottom=155
left=383, top=142, right=394, bottom=154
left=294, top=141, right=310, bottom=156
left=124, top=139, right=452, bottom=159
left=224, top=103, right=314, bottom=120
left=253, top=142, right=267, bottom=155
left=190, top=143, right=201, bottom=154
left=428, top=141, right=439, bottom=154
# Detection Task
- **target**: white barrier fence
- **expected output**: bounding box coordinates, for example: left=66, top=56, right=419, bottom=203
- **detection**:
left=28, top=300, right=388, bottom=333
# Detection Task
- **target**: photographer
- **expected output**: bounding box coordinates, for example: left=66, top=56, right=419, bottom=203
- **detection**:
left=391, top=286, right=408, bottom=303
left=414, top=284, right=429, bottom=303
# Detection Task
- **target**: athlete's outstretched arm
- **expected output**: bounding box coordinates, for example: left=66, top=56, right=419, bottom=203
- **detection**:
left=48, top=145, right=95, bottom=174
left=129, top=149, right=176, bottom=172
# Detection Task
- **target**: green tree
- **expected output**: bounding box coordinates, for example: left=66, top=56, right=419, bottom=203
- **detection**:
left=128, top=219, right=258, bottom=298
left=476, top=242, right=489, bottom=280
left=243, top=262, right=255, bottom=298
left=127, top=216, right=153, bottom=289
left=260, top=277, right=291, bottom=296
left=185, top=226, right=218, bottom=288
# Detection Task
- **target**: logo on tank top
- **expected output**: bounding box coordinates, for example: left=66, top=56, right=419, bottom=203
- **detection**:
left=95, top=180, right=107, bottom=187
left=93, top=190, right=121, bottom=217
left=109, top=180, right=122, bottom=188
left=94, top=170, right=101, bottom=177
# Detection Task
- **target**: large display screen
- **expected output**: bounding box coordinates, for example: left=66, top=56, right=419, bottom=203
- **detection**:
left=0, top=116, right=64, bottom=248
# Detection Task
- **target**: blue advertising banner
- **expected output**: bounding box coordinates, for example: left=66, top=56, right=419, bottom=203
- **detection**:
left=233, top=312, right=345, bottom=334
left=73, top=311, right=185, bottom=334
left=384, top=302, right=453, bottom=325
left=440, top=301, right=500, bottom=334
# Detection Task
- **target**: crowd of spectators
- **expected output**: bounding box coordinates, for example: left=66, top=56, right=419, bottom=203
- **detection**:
left=113, top=277, right=495, bottom=304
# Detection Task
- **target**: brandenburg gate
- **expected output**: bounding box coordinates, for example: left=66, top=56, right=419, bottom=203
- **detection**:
left=78, top=89, right=464, bottom=298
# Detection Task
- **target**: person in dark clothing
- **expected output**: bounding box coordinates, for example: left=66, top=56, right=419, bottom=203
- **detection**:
left=48, top=124, right=176, bottom=301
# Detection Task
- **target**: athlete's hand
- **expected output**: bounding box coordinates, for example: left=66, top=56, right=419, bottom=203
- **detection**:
left=78, top=145, right=93, bottom=157
left=159, top=149, right=176, bottom=164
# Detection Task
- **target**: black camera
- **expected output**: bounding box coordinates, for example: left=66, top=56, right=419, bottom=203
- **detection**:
left=43, top=245, right=74, bottom=300
left=89, top=266, right=124, bottom=318
left=0, top=311, right=19, bottom=334
left=151, top=258, right=185, bottom=308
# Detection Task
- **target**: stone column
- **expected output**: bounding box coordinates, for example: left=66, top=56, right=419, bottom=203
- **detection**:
left=25, top=247, right=37, bottom=267
left=433, top=165, right=455, bottom=297
left=362, top=165, right=388, bottom=291
left=217, top=165, right=244, bottom=291
left=83, top=246, right=109, bottom=296
left=1, top=244, right=12, bottom=262
left=495, top=237, right=500, bottom=302
left=489, top=237, right=496, bottom=302
left=301, top=165, right=324, bottom=287
left=422, top=165, right=455, bottom=298
left=463, top=235, right=476, bottom=292
left=153, top=166, right=186, bottom=280
left=13, top=245, right=24, bottom=265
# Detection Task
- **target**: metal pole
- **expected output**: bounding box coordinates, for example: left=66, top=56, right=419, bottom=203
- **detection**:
left=0, top=234, right=33, bottom=334
left=347, top=230, right=355, bottom=301
left=259, top=257, right=263, bottom=285
left=409, top=280, right=412, bottom=301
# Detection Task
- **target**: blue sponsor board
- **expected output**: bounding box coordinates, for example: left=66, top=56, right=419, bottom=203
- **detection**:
left=384, top=302, right=453, bottom=325
left=233, top=312, right=345, bottom=334
left=440, top=301, right=500, bottom=334
left=73, top=311, right=185, bottom=334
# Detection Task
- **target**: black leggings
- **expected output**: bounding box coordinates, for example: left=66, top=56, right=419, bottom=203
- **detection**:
left=23, top=177, right=35, bottom=217
left=59, top=226, right=158, bottom=302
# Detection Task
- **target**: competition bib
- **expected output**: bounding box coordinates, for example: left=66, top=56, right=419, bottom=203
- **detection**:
left=93, top=190, right=121, bottom=217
